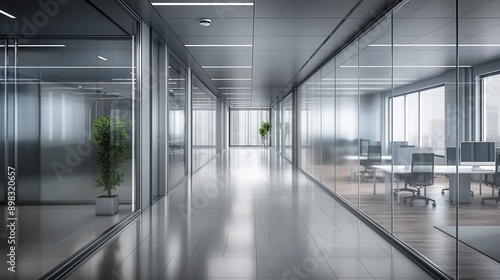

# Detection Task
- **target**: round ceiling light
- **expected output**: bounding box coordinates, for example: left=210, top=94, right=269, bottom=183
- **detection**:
left=199, top=18, right=211, bottom=27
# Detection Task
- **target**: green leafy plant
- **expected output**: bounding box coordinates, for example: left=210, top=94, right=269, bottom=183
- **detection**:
left=91, top=116, right=130, bottom=196
left=258, top=121, right=272, bottom=142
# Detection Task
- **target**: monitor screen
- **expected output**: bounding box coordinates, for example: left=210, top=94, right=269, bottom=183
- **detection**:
left=460, top=141, right=496, bottom=167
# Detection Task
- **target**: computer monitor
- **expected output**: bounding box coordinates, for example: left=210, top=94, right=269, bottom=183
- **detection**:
left=460, top=141, right=496, bottom=169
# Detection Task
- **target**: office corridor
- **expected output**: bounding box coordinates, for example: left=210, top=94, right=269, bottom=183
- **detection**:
left=68, top=148, right=431, bottom=279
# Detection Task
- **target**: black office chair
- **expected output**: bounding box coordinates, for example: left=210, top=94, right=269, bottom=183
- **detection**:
left=403, top=153, right=436, bottom=207
left=354, top=139, right=371, bottom=178
left=481, top=152, right=500, bottom=205
left=441, top=147, right=474, bottom=196
left=393, top=145, right=418, bottom=196
left=361, top=144, right=384, bottom=182
left=393, top=175, right=417, bottom=196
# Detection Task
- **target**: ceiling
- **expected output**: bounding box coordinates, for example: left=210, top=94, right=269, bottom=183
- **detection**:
left=148, top=0, right=400, bottom=107
left=2, top=0, right=500, bottom=107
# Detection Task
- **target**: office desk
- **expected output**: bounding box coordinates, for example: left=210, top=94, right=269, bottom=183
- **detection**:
left=345, top=155, right=392, bottom=181
left=372, top=165, right=495, bottom=203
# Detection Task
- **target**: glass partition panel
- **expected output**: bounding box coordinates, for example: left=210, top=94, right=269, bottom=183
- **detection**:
left=458, top=0, right=500, bottom=277
left=393, top=0, right=457, bottom=277
left=335, top=42, right=359, bottom=207
left=1, top=35, right=136, bottom=278
left=168, top=55, right=187, bottom=187
left=192, top=77, right=217, bottom=171
left=358, top=15, right=392, bottom=231
left=276, top=105, right=280, bottom=150
left=312, top=72, right=322, bottom=179
left=282, top=94, right=293, bottom=161
left=0, top=39, right=5, bottom=203
left=321, top=60, right=336, bottom=191
left=299, top=84, right=311, bottom=172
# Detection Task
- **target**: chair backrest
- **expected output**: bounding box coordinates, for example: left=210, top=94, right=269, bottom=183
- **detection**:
left=410, top=153, right=434, bottom=186
left=493, top=152, right=500, bottom=182
left=360, top=139, right=369, bottom=156
left=367, top=145, right=382, bottom=165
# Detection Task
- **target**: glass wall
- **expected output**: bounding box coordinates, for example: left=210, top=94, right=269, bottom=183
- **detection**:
left=483, top=73, right=500, bottom=144
left=229, top=109, right=270, bottom=146
left=192, top=76, right=217, bottom=171
left=167, top=55, right=187, bottom=188
left=281, top=94, right=293, bottom=161
left=288, top=0, right=500, bottom=278
left=0, top=35, right=136, bottom=277
left=321, top=60, right=336, bottom=190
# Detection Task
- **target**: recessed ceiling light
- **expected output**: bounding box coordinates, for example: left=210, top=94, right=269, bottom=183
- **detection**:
left=0, top=44, right=66, bottom=48
left=222, top=93, right=251, bottom=95
left=202, top=66, right=252, bottom=69
left=212, top=78, right=252, bottom=81
left=369, top=44, right=500, bottom=47
left=219, top=87, right=251, bottom=90
left=152, top=2, right=253, bottom=6
left=185, top=44, right=252, bottom=47
left=0, top=9, right=15, bottom=19
left=98, top=56, right=108, bottom=61
left=199, top=18, right=211, bottom=26
left=339, top=65, right=471, bottom=68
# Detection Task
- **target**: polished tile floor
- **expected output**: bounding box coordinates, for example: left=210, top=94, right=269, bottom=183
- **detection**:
left=68, top=148, right=432, bottom=279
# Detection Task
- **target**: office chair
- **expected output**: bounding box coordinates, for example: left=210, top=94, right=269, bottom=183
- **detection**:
left=354, top=139, right=371, bottom=178
left=481, top=152, right=500, bottom=205
left=441, top=147, right=474, bottom=196
left=393, top=145, right=418, bottom=196
left=403, top=153, right=436, bottom=207
left=393, top=174, right=417, bottom=196
left=361, top=144, right=384, bottom=182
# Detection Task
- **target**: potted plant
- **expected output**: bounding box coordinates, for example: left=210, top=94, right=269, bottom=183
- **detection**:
left=91, top=115, right=130, bottom=215
left=258, top=121, right=272, bottom=146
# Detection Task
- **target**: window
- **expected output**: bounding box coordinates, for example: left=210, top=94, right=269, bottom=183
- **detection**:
left=483, top=73, right=500, bottom=145
left=230, top=110, right=270, bottom=146
left=420, top=87, right=445, bottom=155
left=388, top=86, right=445, bottom=155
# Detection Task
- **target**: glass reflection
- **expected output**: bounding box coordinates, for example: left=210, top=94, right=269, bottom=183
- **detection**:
left=335, top=43, right=359, bottom=207
left=393, top=0, right=457, bottom=276
left=321, top=60, right=335, bottom=190
left=358, top=15, right=391, bottom=231
left=168, top=56, right=187, bottom=187
left=282, top=94, right=293, bottom=161
left=229, top=110, right=270, bottom=146
left=0, top=36, right=135, bottom=278
left=192, top=77, right=217, bottom=171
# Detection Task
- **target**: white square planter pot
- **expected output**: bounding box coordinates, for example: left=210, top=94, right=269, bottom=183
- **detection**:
left=95, top=195, right=119, bottom=216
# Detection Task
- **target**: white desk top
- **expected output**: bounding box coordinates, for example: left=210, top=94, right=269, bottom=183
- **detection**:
left=345, top=155, right=392, bottom=161
left=373, top=165, right=495, bottom=174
